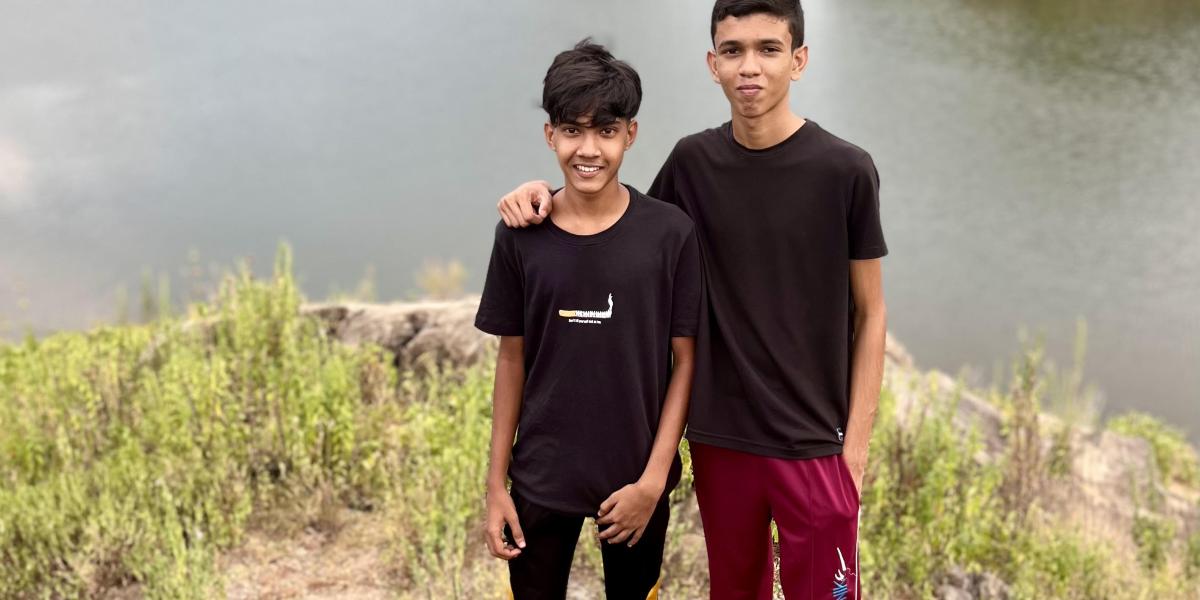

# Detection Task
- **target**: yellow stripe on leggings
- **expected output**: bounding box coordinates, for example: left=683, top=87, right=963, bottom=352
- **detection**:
left=646, top=575, right=662, bottom=600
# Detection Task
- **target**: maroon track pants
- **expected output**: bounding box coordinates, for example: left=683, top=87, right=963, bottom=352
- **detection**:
left=690, top=441, right=862, bottom=600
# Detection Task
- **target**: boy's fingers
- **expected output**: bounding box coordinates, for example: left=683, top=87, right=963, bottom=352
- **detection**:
left=507, top=200, right=525, bottom=228
left=535, top=189, right=553, bottom=218
left=496, top=198, right=508, bottom=226
left=597, top=524, right=623, bottom=541
left=606, top=527, right=633, bottom=545
left=598, top=496, right=616, bottom=517
left=487, top=525, right=521, bottom=560
left=628, top=526, right=645, bottom=547
left=498, top=200, right=515, bottom=228
left=596, top=516, right=629, bottom=539
left=495, top=545, right=521, bottom=560
left=486, top=527, right=506, bottom=558
left=506, top=512, right=527, bottom=548
left=518, top=196, right=537, bottom=226
left=527, top=195, right=545, bottom=224
left=499, top=542, right=522, bottom=560
left=502, top=195, right=523, bottom=225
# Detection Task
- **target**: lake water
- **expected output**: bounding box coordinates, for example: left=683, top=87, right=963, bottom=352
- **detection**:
left=2, top=0, right=1197, bottom=437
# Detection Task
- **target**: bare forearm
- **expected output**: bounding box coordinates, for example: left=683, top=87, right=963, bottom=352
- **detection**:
left=640, top=338, right=694, bottom=492
left=845, top=309, right=886, bottom=453
left=487, top=340, right=524, bottom=490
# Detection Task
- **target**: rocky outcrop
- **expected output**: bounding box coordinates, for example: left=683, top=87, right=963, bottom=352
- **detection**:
left=301, top=298, right=919, bottom=374
left=885, top=362, right=1198, bottom=560
left=302, top=298, right=493, bottom=372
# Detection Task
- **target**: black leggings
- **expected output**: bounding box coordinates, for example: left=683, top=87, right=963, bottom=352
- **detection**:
left=505, top=489, right=670, bottom=600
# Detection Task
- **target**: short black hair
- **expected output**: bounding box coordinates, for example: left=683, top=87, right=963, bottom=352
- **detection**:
left=541, top=38, right=641, bottom=127
left=710, top=0, right=805, bottom=49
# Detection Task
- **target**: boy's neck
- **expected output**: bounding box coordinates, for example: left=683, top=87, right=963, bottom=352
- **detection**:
left=730, top=99, right=806, bottom=150
left=553, top=178, right=630, bottom=232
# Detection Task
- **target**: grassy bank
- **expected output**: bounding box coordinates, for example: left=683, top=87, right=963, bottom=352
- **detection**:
left=1, top=246, right=1196, bottom=599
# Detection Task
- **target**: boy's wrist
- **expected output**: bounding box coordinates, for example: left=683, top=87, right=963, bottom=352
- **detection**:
left=637, top=473, right=667, bottom=495
left=486, top=476, right=509, bottom=493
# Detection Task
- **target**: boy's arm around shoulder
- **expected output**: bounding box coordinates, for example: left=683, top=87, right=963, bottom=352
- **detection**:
left=497, top=181, right=554, bottom=227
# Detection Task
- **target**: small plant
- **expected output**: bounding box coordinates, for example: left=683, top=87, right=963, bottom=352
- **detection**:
left=1108, top=411, right=1200, bottom=487
left=1043, top=318, right=1102, bottom=429
left=1046, top=424, right=1074, bottom=479
left=329, top=264, right=379, bottom=302
left=1132, top=513, right=1176, bottom=573
left=999, top=339, right=1045, bottom=522
left=414, top=258, right=468, bottom=300
left=386, top=361, right=494, bottom=598
left=1186, top=531, right=1200, bottom=582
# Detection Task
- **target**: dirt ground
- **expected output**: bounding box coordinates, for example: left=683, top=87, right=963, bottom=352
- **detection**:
left=218, top=508, right=399, bottom=600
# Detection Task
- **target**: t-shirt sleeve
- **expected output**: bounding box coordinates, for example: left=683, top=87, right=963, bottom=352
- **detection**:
left=474, top=221, right=524, bottom=336
left=648, top=145, right=679, bottom=205
left=847, top=152, right=889, bottom=260
left=670, top=226, right=703, bottom=337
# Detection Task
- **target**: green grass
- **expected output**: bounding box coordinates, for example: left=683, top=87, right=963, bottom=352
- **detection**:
left=0, top=245, right=406, bottom=598
left=2, top=246, right=1197, bottom=599
left=858, top=343, right=1195, bottom=599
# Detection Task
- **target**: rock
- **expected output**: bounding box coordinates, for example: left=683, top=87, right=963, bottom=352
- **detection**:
left=302, top=298, right=916, bottom=376
left=938, top=565, right=1009, bottom=600
left=301, top=298, right=492, bottom=372
left=939, top=585, right=974, bottom=600
left=938, top=565, right=973, bottom=600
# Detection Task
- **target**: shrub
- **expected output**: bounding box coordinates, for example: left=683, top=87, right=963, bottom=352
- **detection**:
left=0, top=244, right=402, bottom=598
left=1108, top=412, right=1200, bottom=487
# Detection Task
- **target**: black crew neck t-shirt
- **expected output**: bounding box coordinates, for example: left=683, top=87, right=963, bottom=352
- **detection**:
left=475, top=185, right=703, bottom=516
left=648, top=120, right=887, bottom=459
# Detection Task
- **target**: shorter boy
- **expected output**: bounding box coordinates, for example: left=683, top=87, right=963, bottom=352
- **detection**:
left=475, top=39, right=702, bottom=599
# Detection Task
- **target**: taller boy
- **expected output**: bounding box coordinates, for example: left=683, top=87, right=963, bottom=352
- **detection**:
left=496, top=2, right=888, bottom=598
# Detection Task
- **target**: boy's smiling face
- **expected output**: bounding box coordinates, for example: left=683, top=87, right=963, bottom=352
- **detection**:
left=544, top=115, right=637, bottom=196
left=708, top=12, right=808, bottom=120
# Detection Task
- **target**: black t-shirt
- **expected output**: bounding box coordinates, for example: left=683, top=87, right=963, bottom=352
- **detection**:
left=475, top=185, right=703, bottom=516
left=648, top=120, right=887, bottom=459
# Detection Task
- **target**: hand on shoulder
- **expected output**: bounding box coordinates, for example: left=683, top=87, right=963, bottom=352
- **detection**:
left=497, top=180, right=554, bottom=228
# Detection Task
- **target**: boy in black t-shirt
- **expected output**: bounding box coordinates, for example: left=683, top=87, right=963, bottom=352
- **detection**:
left=496, top=2, right=888, bottom=599
left=475, top=40, right=702, bottom=599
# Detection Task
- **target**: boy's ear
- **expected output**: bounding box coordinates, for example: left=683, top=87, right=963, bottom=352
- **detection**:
left=626, top=120, right=638, bottom=149
left=790, top=45, right=809, bottom=82
left=706, top=49, right=720, bottom=84
left=544, top=122, right=555, bottom=150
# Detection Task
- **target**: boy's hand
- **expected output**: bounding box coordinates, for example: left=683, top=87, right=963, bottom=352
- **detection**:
left=843, top=434, right=870, bottom=497
left=844, top=447, right=868, bottom=497
left=595, top=480, right=662, bottom=547
left=497, top=180, right=554, bottom=228
left=484, top=487, right=526, bottom=560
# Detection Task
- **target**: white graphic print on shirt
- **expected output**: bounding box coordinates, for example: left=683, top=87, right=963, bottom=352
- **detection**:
left=558, top=293, right=613, bottom=325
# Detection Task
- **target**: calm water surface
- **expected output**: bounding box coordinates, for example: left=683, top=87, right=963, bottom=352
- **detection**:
left=2, top=0, right=1197, bottom=436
